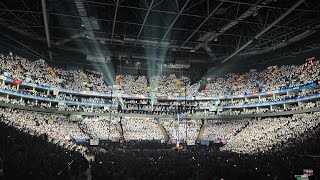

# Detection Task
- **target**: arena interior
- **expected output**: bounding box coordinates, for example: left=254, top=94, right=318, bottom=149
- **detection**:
left=0, top=0, right=320, bottom=179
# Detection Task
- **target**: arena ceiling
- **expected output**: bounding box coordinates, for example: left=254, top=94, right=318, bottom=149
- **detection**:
left=0, top=0, right=320, bottom=76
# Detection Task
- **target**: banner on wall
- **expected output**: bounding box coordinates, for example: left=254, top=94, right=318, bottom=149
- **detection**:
left=13, top=79, right=22, bottom=84
left=75, top=139, right=88, bottom=143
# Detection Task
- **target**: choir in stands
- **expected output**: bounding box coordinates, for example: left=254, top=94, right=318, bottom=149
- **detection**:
left=161, top=118, right=201, bottom=142
left=220, top=113, right=320, bottom=154
left=202, top=119, right=249, bottom=142
left=78, top=116, right=121, bottom=140
left=122, top=117, right=165, bottom=140
left=1, top=54, right=319, bottom=98
left=0, top=53, right=320, bottom=155
left=0, top=106, right=319, bottom=155
left=0, top=53, right=320, bottom=118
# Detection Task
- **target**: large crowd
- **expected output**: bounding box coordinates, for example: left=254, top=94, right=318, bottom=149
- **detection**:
left=1, top=84, right=320, bottom=153
left=0, top=54, right=319, bottom=97
left=0, top=103, right=319, bottom=179
left=0, top=108, right=89, bottom=153
left=1, top=112, right=320, bottom=180
left=220, top=113, right=320, bottom=154
left=1, top=84, right=320, bottom=116
left=0, top=105, right=318, bottom=156
left=78, top=116, right=121, bottom=141
left=0, top=54, right=320, bottom=118
left=161, top=118, right=201, bottom=143
left=202, top=119, right=250, bottom=143
left=122, top=117, right=165, bottom=141
left=1, top=53, right=320, bottom=179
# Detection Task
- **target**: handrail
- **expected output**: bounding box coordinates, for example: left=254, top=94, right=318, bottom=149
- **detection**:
left=1, top=75, right=319, bottom=101
left=0, top=101, right=319, bottom=120
left=1, top=88, right=320, bottom=109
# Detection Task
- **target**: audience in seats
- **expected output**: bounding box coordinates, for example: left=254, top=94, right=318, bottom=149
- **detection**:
left=202, top=119, right=249, bottom=142
left=220, top=113, right=320, bottom=154
left=1, top=54, right=319, bottom=98
left=78, top=116, right=120, bottom=140
left=122, top=117, right=165, bottom=141
left=161, top=118, right=200, bottom=142
left=0, top=108, right=89, bottom=148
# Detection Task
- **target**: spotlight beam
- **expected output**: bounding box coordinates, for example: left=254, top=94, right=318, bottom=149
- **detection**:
left=55, top=32, right=86, bottom=46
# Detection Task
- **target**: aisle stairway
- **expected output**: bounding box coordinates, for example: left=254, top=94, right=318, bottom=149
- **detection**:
left=196, top=123, right=206, bottom=142
left=234, top=122, right=249, bottom=137
left=118, top=119, right=125, bottom=141
left=157, top=119, right=170, bottom=141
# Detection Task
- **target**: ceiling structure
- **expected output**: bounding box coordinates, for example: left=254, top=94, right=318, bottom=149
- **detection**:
left=0, top=0, right=320, bottom=76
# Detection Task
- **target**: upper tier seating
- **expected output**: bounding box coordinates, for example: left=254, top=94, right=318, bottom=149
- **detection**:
left=0, top=54, right=319, bottom=97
